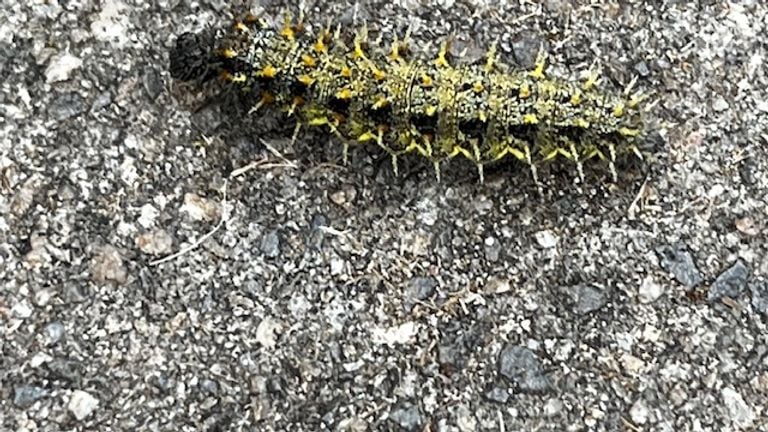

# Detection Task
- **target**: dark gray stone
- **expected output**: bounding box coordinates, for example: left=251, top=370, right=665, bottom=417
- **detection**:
left=407, top=277, right=436, bottom=301
left=404, top=276, right=437, bottom=312
left=46, top=358, right=81, bottom=382
left=634, top=60, right=651, bottom=77
left=142, top=66, right=164, bottom=101
left=260, top=230, right=281, bottom=258
left=739, top=158, right=758, bottom=186
left=438, top=344, right=461, bottom=368
left=749, top=281, right=768, bottom=315
left=485, top=386, right=510, bottom=404
left=307, top=213, right=329, bottom=250
left=200, top=378, right=219, bottom=395
left=567, top=284, right=608, bottom=315
left=656, top=243, right=703, bottom=287
left=511, top=36, right=546, bottom=68
left=14, top=385, right=48, bottom=408
left=498, top=345, right=552, bottom=393
left=90, top=90, right=112, bottom=112
left=389, top=403, right=422, bottom=431
left=48, top=92, right=85, bottom=121
left=709, top=260, right=749, bottom=302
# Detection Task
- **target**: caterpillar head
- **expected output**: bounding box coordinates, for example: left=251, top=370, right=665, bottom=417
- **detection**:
left=169, top=30, right=220, bottom=82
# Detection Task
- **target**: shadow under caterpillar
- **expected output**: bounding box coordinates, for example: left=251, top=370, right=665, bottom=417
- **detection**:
left=169, top=11, right=655, bottom=190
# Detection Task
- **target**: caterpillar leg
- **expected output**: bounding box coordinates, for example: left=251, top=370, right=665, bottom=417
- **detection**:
left=529, top=46, right=548, bottom=80
left=607, top=142, right=617, bottom=183
left=309, top=115, right=351, bottom=164
left=582, top=61, right=601, bottom=91
left=291, top=122, right=302, bottom=147
left=567, top=139, right=584, bottom=184
left=525, top=144, right=541, bottom=194
left=471, top=139, right=484, bottom=184
left=496, top=141, right=540, bottom=192
left=247, top=97, right=268, bottom=116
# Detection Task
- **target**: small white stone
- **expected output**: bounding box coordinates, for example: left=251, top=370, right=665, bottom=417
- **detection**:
left=543, top=398, right=564, bottom=417
left=371, top=321, right=418, bottom=346
left=455, top=405, right=477, bottom=432
left=30, top=352, right=53, bottom=368
left=330, top=257, right=345, bottom=275
left=119, top=156, right=139, bottom=187
left=68, top=390, right=99, bottom=421
left=707, top=184, right=725, bottom=198
left=90, top=0, right=130, bottom=47
left=629, top=399, right=649, bottom=425
left=180, top=193, right=219, bottom=222
left=621, top=353, right=646, bottom=374
left=12, top=301, right=33, bottom=319
left=484, top=277, right=511, bottom=295
left=712, top=96, right=729, bottom=112
left=534, top=230, right=558, bottom=248
left=136, top=229, right=173, bottom=256
left=255, top=316, right=283, bottom=349
left=137, top=204, right=158, bottom=228
left=638, top=276, right=664, bottom=303
left=721, top=387, right=755, bottom=429
left=45, top=53, right=82, bottom=83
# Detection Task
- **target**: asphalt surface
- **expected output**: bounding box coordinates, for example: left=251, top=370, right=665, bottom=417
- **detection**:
left=1, top=1, right=767, bottom=431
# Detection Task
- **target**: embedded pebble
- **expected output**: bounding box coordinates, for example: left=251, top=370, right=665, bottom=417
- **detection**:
left=543, top=398, right=564, bottom=417
left=14, top=385, right=48, bottom=409
left=634, top=60, right=651, bottom=77
left=48, top=92, right=85, bottom=121
left=90, top=245, right=128, bottom=285
left=709, top=260, right=749, bottom=302
left=567, top=284, right=608, bottom=315
left=389, top=403, right=422, bottom=431
left=142, top=66, right=164, bottom=101
left=260, top=230, right=281, bottom=258
left=638, top=276, right=664, bottom=303
left=455, top=405, right=477, bottom=432
left=498, top=345, right=552, bottom=393
left=712, top=96, right=730, bottom=112
left=750, top=281, right=768, bottom=315
left=43, top=321, right=65, bottom=345
left=180, top=193, right=220, bottom=222
left=484, top=236, right=500, bottom=262
left=629, top=399, right=650, bottom=425
left=68, top=390, right=99, bottom=421
left=721, top=387, right=755, bottom=429
left=137, top=229, right=173, bottom=256
left=534, top=230, right=558, bottom=248
left=485, top=387, right=509, bottom=404
left=12, top=300, right=33, bottom=319
left=656, top=243, right=703, bottom=287
left=404, top=276, right=437, bottom=312
left=45, top=52, right=82, bottom=83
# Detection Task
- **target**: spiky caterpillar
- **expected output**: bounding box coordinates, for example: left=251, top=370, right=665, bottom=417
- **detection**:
left=169, top=12, right=650, bottom=187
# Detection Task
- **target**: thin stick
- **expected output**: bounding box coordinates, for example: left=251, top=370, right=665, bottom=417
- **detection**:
left=149, top=151, right=294, bottom=266
left=149, top=179, right=230, bottom=266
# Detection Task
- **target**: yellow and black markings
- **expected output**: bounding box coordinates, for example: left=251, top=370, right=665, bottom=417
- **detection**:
left=189, top=11, right=650, bottom=187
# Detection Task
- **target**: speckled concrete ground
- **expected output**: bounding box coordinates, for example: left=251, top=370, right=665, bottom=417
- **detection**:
left=1, top=1, right=767, bottom=431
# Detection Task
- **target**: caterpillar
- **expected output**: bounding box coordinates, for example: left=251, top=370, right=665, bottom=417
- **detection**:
left=169, top=11, right=652, bottom=187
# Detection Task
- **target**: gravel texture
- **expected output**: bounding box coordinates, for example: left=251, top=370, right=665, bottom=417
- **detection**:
left=2, top=1, right=767, bottom=431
